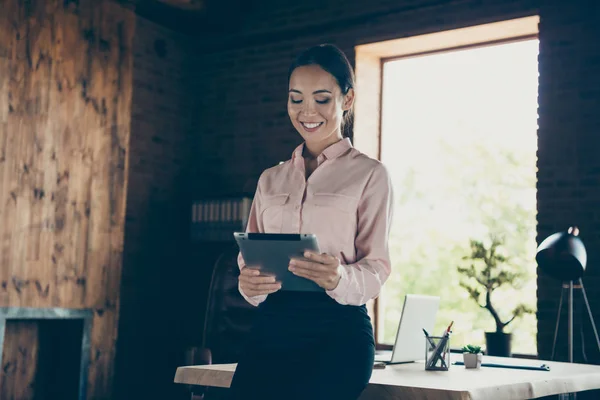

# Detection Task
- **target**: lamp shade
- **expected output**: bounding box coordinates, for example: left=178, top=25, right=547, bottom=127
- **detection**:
left=535, top=227, right=587, bottom=281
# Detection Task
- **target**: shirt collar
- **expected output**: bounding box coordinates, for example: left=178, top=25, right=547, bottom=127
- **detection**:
left=322, top=137, right=353, bottom=160
left=291, top=137, right=353, bottom=166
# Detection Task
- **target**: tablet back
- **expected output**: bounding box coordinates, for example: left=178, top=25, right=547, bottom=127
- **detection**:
left=234, top=233, right=324, bottom=292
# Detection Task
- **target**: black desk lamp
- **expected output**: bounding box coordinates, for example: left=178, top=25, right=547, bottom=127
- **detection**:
left=536, top=227, right=600, bottom=363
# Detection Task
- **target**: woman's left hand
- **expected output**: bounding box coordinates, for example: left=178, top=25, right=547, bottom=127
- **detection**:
left=289, top=251, right=342, bottom=291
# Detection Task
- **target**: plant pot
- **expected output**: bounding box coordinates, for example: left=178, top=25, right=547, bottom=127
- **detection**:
left=463, top=352, right=482, bottom=369
left=485, top=332, right=512, bottom=357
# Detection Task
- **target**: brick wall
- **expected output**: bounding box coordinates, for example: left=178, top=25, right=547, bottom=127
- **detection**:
left=188, top=0, right=600, bottom=371
left=113, top=16, right=199, bottom=400
left=537, top=1, right=600, bottom=366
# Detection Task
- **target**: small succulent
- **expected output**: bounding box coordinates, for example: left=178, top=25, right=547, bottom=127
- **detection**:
left=462, top=344, right=482, bottom=354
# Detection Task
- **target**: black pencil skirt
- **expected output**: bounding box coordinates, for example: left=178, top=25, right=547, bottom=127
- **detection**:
left=228, top=291, right=375, bottom=400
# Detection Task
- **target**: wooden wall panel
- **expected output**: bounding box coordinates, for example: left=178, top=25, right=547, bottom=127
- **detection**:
left=0, top=0, right=135, bottom=398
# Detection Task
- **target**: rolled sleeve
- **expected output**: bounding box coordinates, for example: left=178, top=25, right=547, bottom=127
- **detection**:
left=327, top=163, right=394, bottom=305
left=237, top=175, right=268, bottom=307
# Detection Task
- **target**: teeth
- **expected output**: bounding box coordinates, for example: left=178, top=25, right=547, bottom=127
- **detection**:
left=302, top=122, right=322, bottom=129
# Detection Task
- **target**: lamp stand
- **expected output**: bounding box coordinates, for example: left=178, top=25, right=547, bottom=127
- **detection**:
left=551, top=278, right=600, bottom=363
left=551, top=279, right=600, bottom=400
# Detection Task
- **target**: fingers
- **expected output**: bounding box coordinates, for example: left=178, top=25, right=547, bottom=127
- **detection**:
left=289, top=252, right=339, bottom=272
left=239, top=267, right=263, bottom=276
left=288, top=253, right=339, bottom=279
left=240, top=281, right=282, bottom=297
left=239, top=267, right=281, bottom=297
left=290, top=263, right=336, bottom=280
left=289, top=258, right=330, bottom=272
left=302, top=251, right=339, bottom=266
left=289, top=253, right=342, bottom=290
left=291, top=267, right=340, bottom=291
left=239, top=273, right=278, bottom=285
left=242, top=281, right=282, bottom=292
left=240, top=267, right=276, bottom=280
left=241, top=285, right=281, bottom=297
left=240, top=281, right=281, bottom=291
left=289, top=259, right=335, bottom=284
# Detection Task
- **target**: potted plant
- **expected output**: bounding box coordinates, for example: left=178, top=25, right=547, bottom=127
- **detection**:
left=457, top=236, right=533, bottom=357
left=462, top=345, right=483, bottom=368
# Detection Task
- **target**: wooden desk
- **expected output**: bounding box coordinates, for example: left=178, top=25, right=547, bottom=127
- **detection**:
left=174, top=354, right=600, bottom=399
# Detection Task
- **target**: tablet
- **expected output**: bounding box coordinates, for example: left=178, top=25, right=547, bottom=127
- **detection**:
left=234, top=232, right=324, bottom=292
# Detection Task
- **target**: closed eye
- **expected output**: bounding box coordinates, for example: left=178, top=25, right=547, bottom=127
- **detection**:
left=316, top=99, right=330, bottom=104
left=290, top=98, right=302, bottom=104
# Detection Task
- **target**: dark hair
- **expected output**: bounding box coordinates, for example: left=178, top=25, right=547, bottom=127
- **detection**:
left=288, top=44, right=355, bottom=135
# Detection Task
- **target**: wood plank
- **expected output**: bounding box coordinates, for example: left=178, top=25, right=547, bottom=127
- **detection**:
left=0, top=0, right=12, bottom=309
left=0, top=322, right=39, bottom=400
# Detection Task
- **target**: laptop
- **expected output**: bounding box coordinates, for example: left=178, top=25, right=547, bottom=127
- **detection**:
left=374, top=294, right=440, bottom=364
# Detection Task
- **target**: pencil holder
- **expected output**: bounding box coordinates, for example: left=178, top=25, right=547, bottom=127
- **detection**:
left=425, top=335, right=450, bottom=371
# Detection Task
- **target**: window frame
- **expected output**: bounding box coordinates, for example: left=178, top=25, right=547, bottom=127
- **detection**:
left=352, top=16, right=540, bottom=349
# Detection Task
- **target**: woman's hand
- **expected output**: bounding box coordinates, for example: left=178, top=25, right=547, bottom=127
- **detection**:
left=239, top=267, right=282, bottom=297
left=289, top=251, right=342, bottom=291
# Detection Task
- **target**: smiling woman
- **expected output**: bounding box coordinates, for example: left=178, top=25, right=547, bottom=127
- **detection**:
left=287, top=45, right=355, bottom=140
left=228, top=44, right=395, bottom=400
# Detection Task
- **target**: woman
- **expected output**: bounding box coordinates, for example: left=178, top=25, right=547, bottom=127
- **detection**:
left=229, top=44, right=394, bottom=400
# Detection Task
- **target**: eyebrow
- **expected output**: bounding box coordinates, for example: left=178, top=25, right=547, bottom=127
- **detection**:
left=289, top=89, right=332, bottom=94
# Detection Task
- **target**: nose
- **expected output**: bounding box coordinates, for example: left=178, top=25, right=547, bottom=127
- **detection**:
left=301, top=100, right=317, bottom=116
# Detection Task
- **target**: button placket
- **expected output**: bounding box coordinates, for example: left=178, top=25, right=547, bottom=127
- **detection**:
left=298, top=182, right=307, bottom=231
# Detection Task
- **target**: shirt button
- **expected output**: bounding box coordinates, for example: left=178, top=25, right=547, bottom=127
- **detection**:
left=295, top=205, right=301, bottom=210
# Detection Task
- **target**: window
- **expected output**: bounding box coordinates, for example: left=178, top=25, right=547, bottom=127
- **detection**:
left=354, top=17, right=540, bottom=355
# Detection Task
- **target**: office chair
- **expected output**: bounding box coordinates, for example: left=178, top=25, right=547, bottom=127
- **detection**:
left=184, top=244, right=258, bottom=400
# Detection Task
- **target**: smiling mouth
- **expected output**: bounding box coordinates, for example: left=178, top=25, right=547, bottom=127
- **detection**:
left=301, top=122, right=324, bottom=129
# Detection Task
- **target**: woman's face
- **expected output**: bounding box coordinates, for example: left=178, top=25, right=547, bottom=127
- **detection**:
left=287, top=65, right=354, bottom=147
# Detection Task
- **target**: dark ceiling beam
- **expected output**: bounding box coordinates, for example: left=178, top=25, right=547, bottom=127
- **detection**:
left=132, top=0, right=207, bottom=34
left=116, top=0, right=250, bottom=35
left=155, top=0, right=204, bottom=11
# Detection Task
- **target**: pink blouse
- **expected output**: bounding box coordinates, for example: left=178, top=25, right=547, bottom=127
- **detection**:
left=238, top=138, right=394, bottom=306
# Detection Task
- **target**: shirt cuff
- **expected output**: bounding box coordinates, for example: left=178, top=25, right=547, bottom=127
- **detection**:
left=238, top=281, right=267, bottom=307
left=326, top=264, right=351, bottom=304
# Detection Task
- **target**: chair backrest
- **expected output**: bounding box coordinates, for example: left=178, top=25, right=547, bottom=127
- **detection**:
left=202, top=244, right=258, bottom=364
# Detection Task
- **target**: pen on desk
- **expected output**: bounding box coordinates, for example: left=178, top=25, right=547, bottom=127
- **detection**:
left=440, top=321, right=454, bottom=366
left=444, top=321, right=454, bottom=335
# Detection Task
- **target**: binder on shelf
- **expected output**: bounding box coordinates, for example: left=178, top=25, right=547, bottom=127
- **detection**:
left=190, top=197, right=252, bottom=242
